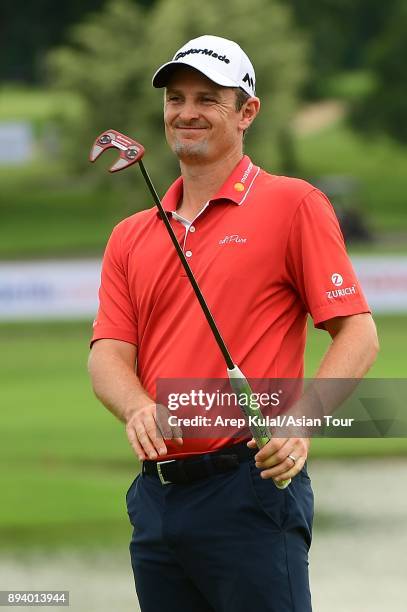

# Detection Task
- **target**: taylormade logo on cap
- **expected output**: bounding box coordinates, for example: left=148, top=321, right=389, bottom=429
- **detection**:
left=174, top=48, right=231, bottom=64
left=152, top=35, right=256, bottom=97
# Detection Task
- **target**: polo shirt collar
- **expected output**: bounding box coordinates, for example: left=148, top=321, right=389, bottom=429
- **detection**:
left=159, top=155, right=259, bottom=214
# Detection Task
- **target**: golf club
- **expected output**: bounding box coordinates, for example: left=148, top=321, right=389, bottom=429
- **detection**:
left=90, top=129, right=291, bottom=489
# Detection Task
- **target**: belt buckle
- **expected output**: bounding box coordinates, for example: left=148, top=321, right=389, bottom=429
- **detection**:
left=156, top=459, right=176, bottom=485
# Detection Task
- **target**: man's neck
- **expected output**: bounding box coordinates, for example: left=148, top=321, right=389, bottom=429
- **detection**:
left=177, top=149, right=243, bottom=221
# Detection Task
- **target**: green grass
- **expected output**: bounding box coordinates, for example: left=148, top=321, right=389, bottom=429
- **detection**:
left=297, top=118, right=407, bottom=232
left=304, top=314, right=406, bottom=378
left=0, top=161, right=137, bottom=259
left=306, top=315, right=407, bottom=458
left=0, top=85, right=82, bottom=124
left=0, top=316, right=406, bottom=550
left=0, top=321, right=135, bottom=550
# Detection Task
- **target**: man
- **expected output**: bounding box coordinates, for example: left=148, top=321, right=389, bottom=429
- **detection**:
left=88, top=35, right=378, bottom=612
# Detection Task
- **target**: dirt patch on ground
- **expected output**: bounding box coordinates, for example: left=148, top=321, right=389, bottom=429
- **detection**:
left=293, top=100, right=346, bottom=135
left=1, top=459, right=406, bottom=611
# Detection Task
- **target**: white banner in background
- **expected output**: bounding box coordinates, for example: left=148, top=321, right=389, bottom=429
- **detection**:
left=0, top=256, right=406, bottom=321
left=0, top=259, right=101, bottom=320
left=0, top=121, right=34, bottom=165
left=352, top=256, right=407, bottom=313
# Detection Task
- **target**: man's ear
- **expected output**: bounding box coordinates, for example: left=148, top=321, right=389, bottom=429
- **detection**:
left=239, top=97, right=261, bottom=131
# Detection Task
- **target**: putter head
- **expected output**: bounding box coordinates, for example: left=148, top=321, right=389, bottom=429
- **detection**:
left=89, top=129, right=145, bottom=172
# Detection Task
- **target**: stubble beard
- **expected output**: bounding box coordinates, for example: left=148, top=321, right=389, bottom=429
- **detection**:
left=173, top=139, right=209, bottom=163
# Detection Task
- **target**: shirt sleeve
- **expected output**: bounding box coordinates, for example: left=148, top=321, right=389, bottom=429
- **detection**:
left=286, top=188, right=371, bottom=328
left=91, top=224, right=138, bottom=346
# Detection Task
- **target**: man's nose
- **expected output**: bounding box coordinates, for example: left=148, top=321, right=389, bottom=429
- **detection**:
left=178, top=100, right=200, bottom=122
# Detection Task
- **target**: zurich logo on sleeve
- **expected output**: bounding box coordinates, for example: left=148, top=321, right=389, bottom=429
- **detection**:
left=331, top=273, right=343, bottom=287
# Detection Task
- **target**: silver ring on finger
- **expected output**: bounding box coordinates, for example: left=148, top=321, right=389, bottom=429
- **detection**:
left=288, top=454, right=297, bottom=465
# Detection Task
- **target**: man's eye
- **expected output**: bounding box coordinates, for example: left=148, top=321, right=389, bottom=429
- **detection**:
left=167, top=96, right=181, bottom=102
left=202, top=97, right=216, bottom=104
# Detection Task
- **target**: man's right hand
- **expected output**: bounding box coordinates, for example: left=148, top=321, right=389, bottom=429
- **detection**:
left=125, top=402, right=183, bottom=461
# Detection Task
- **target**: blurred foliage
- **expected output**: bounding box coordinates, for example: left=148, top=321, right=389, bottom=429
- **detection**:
left=1, top=0, right=393, bottom=95
left=145, top=0, right=308, bottom=178
left=46, top=0, right=308, bottom=192
left=1, top=0, right=406, bottom=250
left=291, top=0, right=407, bottom=144
left=290, top=0, right=390, bottom=99
left=296, top=119, right=407, bottom=234
left=350, top=1, right=407, bottom=144
left=322, top=70, right=376, bottom=103
left=47, top=1, right=149, bottom=173
left=3, top=0, right=406, bottom=153
left=0, top=0, right=110, bottom=82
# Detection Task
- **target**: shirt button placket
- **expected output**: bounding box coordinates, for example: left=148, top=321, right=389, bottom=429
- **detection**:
left=183, top=224, right=196, bottom=269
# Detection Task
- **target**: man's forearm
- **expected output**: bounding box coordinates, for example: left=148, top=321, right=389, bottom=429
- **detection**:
left=88, top=349, right=151, bottom=423
left=315, top=314, right=379, bottom=379
left=291, top=314, right=379, bottom=426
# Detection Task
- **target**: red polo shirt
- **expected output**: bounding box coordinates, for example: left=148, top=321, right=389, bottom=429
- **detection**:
left=92, top=155, right=370, bottom=456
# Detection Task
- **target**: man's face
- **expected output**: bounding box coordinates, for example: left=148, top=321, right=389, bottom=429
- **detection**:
left=164, top=67, right=245, bottom=164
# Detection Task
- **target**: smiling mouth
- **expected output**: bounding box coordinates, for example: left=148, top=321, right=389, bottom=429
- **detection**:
left=174, top=127, right=208, bottom=139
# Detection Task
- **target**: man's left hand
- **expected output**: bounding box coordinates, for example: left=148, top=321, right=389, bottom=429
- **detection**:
left=247, top=437, right=311, bottom=481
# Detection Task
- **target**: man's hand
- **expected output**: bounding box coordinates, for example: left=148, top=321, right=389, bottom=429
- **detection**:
left=247, top=437, right=310, bottom=481
left=126, top=402, right=183, bottom=461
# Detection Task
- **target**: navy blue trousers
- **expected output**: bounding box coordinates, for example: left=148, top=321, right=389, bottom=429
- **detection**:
left=126, top=459, right=313, bottom=612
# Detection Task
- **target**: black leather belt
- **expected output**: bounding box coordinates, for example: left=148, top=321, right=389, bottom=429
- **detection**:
left=142, top=440, right=255, bottom=485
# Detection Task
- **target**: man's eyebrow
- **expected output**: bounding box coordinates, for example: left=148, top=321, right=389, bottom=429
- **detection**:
left=198, top=90, right=221, bottom=97
left=165, top=87, right=221, bottom=97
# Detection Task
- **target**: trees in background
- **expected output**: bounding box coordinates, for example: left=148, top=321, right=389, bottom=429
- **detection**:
left=0, top=0, right=109, bottom=82
left=47, top=0, right=150, bottom=175
left=47, top=0, right=308, bottom=190
left=290, top=0, right=390, bottom=98
left=350, top=1, right=407, bottom=144
left=3, top=0, right=405, bottom=181
left=291, top=0, right=407, bottom=145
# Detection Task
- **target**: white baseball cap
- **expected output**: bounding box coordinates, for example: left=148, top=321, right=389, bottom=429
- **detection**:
left=152, top=35, right=256, bottom=96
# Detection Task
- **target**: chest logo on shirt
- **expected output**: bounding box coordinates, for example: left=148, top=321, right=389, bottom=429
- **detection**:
left=219, top=234, right=247, bottom=245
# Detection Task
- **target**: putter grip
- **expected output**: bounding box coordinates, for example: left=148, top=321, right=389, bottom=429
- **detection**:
left=227, top=365, right=291, bottom=490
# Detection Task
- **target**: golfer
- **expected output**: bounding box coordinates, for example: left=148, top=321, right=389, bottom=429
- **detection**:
left=88, top=35, right=378, bottom=611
